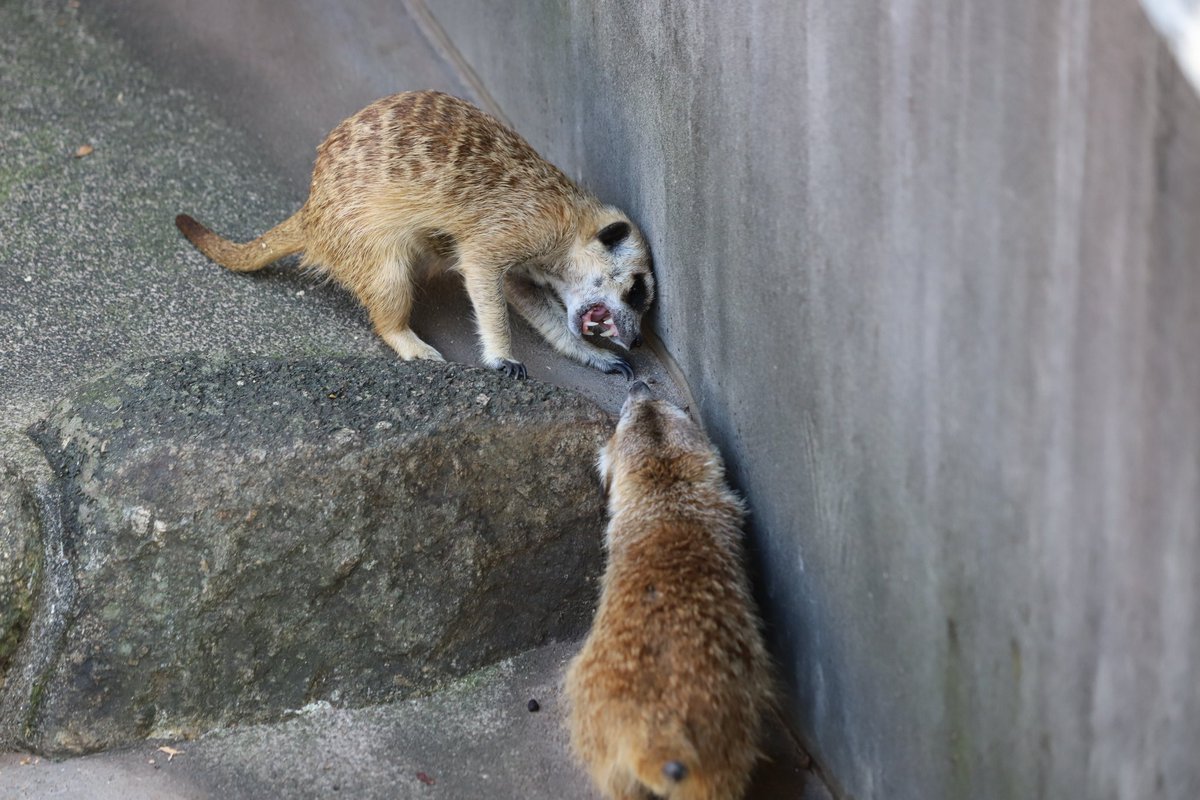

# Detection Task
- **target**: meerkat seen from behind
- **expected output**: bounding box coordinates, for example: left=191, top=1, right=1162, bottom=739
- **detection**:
left=176, top=90, right=654, bottom=379
left=566, top=382, right=773, bottom=800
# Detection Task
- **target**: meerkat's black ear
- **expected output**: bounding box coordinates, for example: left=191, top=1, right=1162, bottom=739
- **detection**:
left=596, top=221, right=631, bottom=249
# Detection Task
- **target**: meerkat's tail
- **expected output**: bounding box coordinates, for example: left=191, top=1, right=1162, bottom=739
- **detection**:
left=175, top=212, right=304, bottom=272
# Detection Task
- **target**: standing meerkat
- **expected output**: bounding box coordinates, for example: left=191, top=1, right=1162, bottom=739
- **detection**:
left=566, top=382, right=773, bottom=800
left=176, top=90, right=654, bottom=379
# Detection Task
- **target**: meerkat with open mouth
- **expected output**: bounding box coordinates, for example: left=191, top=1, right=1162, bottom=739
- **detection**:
left=176, top=90, right=654, bottom=379
left=567, top=382, right=774, bottom=800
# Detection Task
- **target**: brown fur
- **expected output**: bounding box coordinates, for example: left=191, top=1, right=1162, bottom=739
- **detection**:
left=566, top=383, right=773, bottom=800
left=177, top=91, right=654, bottom=377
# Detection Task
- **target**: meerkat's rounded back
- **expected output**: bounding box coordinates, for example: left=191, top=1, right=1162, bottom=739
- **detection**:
left=567, top=382, right=773, bottom=800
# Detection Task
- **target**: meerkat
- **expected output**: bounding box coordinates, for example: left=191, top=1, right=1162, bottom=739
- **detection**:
left=176, top=90, right=655, bottom=379
left=566, top=382, right=773, bottom=800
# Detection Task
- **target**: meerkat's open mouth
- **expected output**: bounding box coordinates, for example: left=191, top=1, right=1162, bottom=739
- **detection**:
left=581, top=304, right=619, bottom=338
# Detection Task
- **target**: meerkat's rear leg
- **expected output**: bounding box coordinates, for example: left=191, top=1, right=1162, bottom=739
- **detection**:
left=505, top=274, right=634, bottom=378
left=359, top=250, right=444, bottom=361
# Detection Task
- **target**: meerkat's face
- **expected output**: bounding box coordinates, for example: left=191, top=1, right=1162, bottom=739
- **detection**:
left=562, top=216, right=655, bottom=351
left=597, top=381, right=715, bottom=502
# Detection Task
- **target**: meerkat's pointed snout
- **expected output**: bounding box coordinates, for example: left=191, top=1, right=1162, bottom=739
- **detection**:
left=628, top=380, right=652, bottom=399
left=621, top=380, right=653, bottom=417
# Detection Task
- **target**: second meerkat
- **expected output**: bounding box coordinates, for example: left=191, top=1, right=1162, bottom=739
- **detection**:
left=567, top=382, right=773, bottom=800
left=176, top=91, right=654, bottom=379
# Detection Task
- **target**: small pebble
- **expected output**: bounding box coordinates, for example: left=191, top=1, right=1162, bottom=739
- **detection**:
left=527, top=698, right=540, bottom=713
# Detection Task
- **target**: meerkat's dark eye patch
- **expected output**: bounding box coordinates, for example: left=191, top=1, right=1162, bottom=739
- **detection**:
left=596, top=221, right=631, bottom=249
left=626, top=273, right=649, bottom=311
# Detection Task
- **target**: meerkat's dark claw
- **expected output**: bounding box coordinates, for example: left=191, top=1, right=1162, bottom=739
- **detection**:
left=497, top=359, right=527, bottom=380
left=605, top=358, right=635, bottom=380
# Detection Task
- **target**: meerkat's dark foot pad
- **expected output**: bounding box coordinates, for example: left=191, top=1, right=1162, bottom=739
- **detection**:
left=496, top=359, right=527, bottom=380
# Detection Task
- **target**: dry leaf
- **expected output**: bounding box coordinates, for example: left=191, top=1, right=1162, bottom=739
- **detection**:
left=156, top=745, right=184, bottom=762
left=416, top=771, right=436, bottom=785
left=74, top=144, right=94, bottom=158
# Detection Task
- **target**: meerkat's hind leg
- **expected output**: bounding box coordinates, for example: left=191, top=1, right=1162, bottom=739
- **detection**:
left=380, top=328, right=444, bottom=361
left=505, top=274, right=633, bottom=379
left=361, top=250, right=444, bottom=362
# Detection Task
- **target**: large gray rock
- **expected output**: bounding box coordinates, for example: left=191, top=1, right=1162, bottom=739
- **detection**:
left=7, top=356, right=610, bottom=755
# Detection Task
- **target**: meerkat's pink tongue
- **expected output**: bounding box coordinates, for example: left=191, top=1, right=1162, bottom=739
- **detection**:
left=582, top=305, right=619, bottom=338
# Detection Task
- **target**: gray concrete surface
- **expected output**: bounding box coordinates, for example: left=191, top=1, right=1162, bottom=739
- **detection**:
left=0, top=641, right=824, bottom=800
left=418, top=1, right=1200, bottom=799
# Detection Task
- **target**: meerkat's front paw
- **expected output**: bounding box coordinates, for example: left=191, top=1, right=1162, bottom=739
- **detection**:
left=490, top=358, right=527, bottom=380
left=605, top=359, right=634, bottom=380
left=593, top=352, right=634, bottom=380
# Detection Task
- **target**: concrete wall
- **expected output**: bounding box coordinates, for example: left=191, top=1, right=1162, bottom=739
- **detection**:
left=421, top=1, right=1200, bottom=798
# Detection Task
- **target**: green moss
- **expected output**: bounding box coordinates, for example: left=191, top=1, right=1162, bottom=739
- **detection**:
left=24, top=672, right=47, bottom=737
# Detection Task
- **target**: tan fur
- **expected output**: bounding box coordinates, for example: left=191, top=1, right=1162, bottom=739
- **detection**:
left=567, top=383, right=773, bottom=800
left=177, top=90, right=655, bottom=377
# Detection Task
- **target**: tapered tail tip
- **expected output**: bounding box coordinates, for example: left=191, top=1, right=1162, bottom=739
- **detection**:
left=175, top=213, right=199, bottom=236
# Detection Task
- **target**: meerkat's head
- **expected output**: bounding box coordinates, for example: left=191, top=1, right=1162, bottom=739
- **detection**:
left=562, top=210, right=655, bottom=351
left=597, top=381, right=722, bottom=509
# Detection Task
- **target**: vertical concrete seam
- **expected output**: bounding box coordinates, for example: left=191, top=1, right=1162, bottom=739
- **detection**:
left=401, top=0, right=512, bottom=126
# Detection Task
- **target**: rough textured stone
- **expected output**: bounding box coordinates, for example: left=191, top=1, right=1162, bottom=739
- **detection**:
left=0, top=461, right=42, bottom=690
left=11, top=356, right=610, bottom=755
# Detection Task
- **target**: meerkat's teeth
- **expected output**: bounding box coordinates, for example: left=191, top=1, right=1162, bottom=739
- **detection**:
left=600, top=329, right=616, bottom=338
left=604, top=318, right=614, bottom=326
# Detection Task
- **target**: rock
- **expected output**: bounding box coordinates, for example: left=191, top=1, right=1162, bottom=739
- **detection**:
left=0, top=460, right=43, bottom=691
left=10, top=355, right=610, bottom=754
